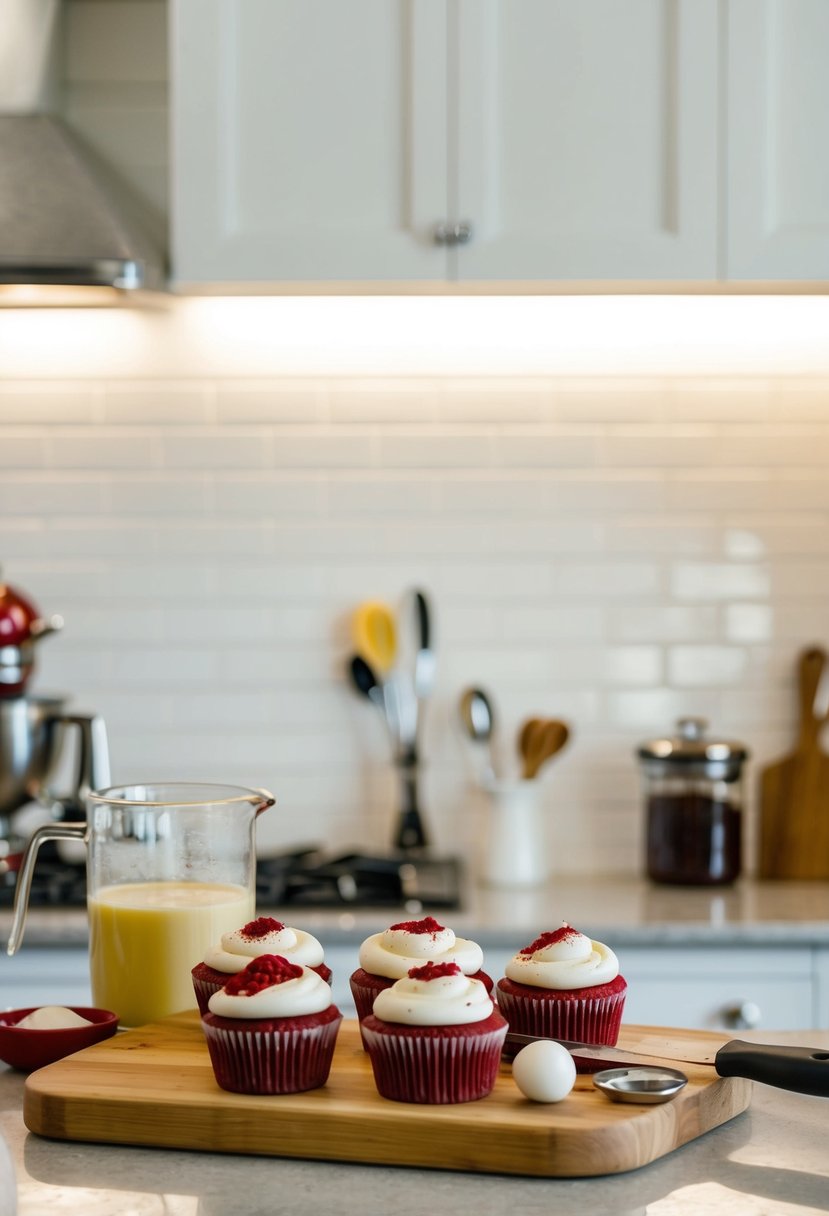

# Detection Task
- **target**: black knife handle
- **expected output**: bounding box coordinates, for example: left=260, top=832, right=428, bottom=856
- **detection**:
left=715, top=1039, right=829, bottom=1096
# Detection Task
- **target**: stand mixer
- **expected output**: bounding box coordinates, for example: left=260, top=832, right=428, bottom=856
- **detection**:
left=0, top=574, right=110, bottom=875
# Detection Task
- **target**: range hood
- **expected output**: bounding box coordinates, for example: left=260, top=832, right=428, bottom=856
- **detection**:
left=0, top=0, right=166, bottom=304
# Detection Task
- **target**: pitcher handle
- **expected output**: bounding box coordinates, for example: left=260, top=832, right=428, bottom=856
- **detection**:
left=6, top=822, right=87, bottom=957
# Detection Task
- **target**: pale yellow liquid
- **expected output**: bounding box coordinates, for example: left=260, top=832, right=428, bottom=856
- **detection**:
left=88, top=881, right=255, bottom=1028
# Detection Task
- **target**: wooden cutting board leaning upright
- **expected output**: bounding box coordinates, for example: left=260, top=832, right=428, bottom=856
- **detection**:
left=758, top=646, right=829, bottom=879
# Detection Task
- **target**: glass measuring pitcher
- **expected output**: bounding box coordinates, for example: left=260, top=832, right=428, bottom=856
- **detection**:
left=7, top=782, right=274, bottom=1028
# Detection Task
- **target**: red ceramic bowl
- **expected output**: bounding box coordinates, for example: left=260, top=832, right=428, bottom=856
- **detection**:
left=0, top=1007, right=119, bottom=1072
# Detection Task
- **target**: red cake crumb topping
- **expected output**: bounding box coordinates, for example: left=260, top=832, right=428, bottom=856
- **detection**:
left=240, top=916, right=285, bottom=938
left=224, top=954, right=302, bottom=995
left=389, top=915, right=445, bottom=934
left=408, top=961, right=462, bottom=982
left=519, top=925, right=580, bottom=955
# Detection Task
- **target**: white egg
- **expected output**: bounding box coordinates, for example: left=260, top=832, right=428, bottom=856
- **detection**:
left=512, top=1040, right=577, bottom=1103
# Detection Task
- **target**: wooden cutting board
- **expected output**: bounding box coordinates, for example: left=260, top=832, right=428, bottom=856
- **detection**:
left=759, top=646, right=829, bottom=879
left=23, top=1014, right=751, bottom=1178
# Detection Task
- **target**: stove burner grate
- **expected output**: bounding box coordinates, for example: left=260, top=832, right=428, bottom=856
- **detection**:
left=0, top=846, right=462, bottom=911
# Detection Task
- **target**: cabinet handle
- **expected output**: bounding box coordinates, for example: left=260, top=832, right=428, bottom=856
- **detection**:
left=433, top=221, right=473, bottom=246
left=720, top=1000, right=762, bottom=1030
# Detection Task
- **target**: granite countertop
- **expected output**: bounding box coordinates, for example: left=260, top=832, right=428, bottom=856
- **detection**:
left=2, top=1030, right=828, bottom=1216
left=8, top=875, right=829, bottom=949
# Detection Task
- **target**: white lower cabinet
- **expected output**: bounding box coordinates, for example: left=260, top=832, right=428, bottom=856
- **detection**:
left=618, top=946, right=817, bottom=1032
left=3, top=948, right=93, bottom=1010
left=3, top=942, right=826, bottom=1030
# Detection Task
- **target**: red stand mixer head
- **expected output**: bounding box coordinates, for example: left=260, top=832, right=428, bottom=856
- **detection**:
left=0, top=574, right=63, bottom=698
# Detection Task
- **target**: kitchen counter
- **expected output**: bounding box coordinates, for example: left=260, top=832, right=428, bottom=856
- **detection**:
left=1, top=1030, right=828, bottom=1216
left=8, top=874, right=829, bottom=949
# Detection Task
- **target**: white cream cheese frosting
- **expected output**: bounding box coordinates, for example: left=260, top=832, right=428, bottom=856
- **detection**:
left=207, top=956, right=333, bottom=1020
left=358, top=916, right=484, bottom=980
left=372, top=963, right=495, bottom=1026
left=203, top=917, right=325, bottom=974
left=504, top=924, right=619, bottom=991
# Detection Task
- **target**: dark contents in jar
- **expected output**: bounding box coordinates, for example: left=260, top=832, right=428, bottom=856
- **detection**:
left=647, top=792, right=741, bottom=885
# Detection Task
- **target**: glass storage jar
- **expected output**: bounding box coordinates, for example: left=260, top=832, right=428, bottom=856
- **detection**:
left=637, top=718, right=749, bottom=886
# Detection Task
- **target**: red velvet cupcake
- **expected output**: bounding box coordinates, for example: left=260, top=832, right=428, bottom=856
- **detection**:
left=201, top=954, right=342, bottom=1095
left=496, top=924, right=627, bottom=1060
left=350, top=915, right=493, bottom=1029
left=362, top=961, right=507, bottom=1104
left=192, top=916, right=331, bottom=1015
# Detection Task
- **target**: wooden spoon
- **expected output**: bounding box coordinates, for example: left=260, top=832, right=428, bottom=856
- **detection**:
left=519, top=717, right=570, bottom=779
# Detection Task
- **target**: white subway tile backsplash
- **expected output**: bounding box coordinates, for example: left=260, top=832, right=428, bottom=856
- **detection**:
left=156, top=522, right=268, bottom=557
left=0, top=384, right=100, bottom=424
left=546, top=472, right=666, bottom=513
left=669, top=380, right=774, bottom=423
left=213, top=474, right=325, bottom=518
left=0, top=435, right=46, bottom=467
left=438, top=381, right=553, bottom=423
left=108, top=649, right=219, bottom=686
left=272, top=431, right=375, bottom=469
left=667, top=470, right=770, bottom=511
left=495, top=430, right=598, bottom=468
left=104, top=384, right=210, bottom=425
left=328, top=380, right=438, bottom=424
left=4, top=364, right=829, bottom=874
left=105, top=474, right=209, bottom=516
left=380, top=430, right=495, bottom=468
left=161, top=431, right=273, bottom=470
left=598, top=426, right=718, bottom=468
left=671, top=562, right=770, bottom=600
left=327, top=473, right=436, bottom=516
left=47, top=432, right=160, bottom=469
left=555, top=562, right=662, bottom=597
left=607, top=604, right=719, bottom=643
left=725, top=603, right=774, bottom=643
left=217, top=381, right=325, bottom=424
left=606, top=516, right=718, bottom=556
left=436, top=474, right=547, bottom=514
left=552, top=379, right=666, bottom=423
left=0, top=474, right=105, bottom=515
left=668, top=646, right=749, bottom=686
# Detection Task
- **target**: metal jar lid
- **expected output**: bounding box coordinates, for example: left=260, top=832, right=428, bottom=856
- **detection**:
left=636, top=717, right=749, bottom=782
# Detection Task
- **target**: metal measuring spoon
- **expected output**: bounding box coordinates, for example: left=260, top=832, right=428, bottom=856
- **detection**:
left=593, top=1066, right=688, bottom=1105
left=459, top=687, right=498, bottom=784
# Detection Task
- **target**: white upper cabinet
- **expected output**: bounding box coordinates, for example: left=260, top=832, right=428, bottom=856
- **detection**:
left=727, top=0, right=829, bottom=280
left=170, top=0, right=449, bottom=286
left=170, top=0, right=826, bottom=289
left=454, top=0, right=718, bottom=282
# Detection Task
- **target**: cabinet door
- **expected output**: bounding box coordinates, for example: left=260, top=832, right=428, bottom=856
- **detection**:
left=621, top=946, right=816, bottom=1031
left=727, top=0, right=829, bottom=280
left=170, top=0, right=448, bottom=287
left=454, top=0, right=719, bottom=282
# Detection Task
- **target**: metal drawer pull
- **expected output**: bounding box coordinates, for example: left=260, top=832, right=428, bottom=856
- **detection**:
left=433, top=221, right=473, bottom=246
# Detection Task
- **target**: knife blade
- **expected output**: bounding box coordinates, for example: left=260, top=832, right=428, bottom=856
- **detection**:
left=504, top=1033, right=829, bottom=1097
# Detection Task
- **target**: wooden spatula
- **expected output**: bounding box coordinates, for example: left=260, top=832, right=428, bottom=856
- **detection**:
left=518, top=717, right=570, bottom=779
left=758, top=646, right=829, bottom=879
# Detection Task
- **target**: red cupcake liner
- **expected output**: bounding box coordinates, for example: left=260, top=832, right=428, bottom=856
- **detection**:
left=193, top=961, right=332, bottom=1017
left=361, top=1010, right=507, bottom=1104
left=201, top=1005, right=342, bottom=1094
left=496, top=975, right=627, bottom=1063
left=350, top=967, right=495, bottom=1049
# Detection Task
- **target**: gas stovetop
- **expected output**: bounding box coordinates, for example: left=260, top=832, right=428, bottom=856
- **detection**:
left=0, top=846, right=462, bottom=912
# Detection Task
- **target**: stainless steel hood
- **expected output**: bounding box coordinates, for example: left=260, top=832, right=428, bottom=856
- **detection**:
left=0, top=0, right=166, bottom=303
